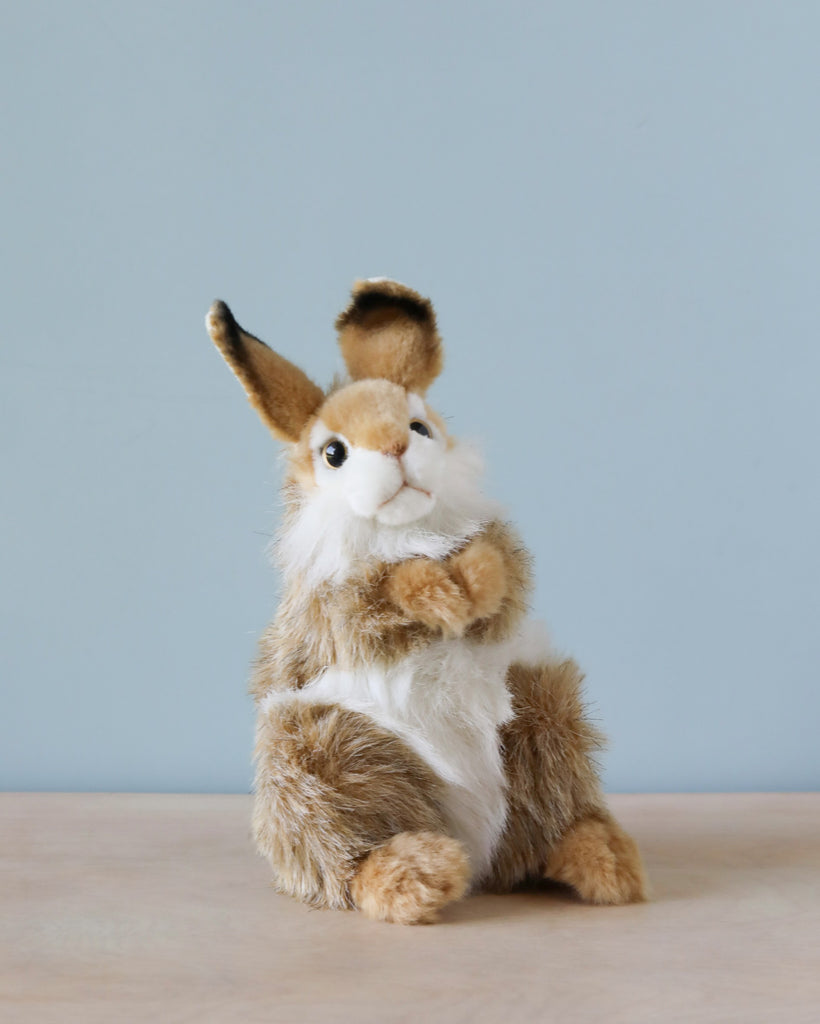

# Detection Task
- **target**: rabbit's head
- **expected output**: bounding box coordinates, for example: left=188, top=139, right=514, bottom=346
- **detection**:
left=207, top=279, right=494, bottom=579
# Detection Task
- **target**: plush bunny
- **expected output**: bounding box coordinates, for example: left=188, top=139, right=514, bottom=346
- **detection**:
left=207, top=279, right=648, bottom=924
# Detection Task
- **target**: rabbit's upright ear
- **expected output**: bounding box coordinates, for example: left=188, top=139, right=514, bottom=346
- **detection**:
left=207, top=301, right=324, bottom=442
left=335, top=279, right=443, bottom=394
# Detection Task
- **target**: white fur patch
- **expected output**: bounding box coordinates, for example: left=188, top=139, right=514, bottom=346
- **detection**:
left=275, top=427, right=502, bottom=587
left=261, top=620, right=552, bottom=884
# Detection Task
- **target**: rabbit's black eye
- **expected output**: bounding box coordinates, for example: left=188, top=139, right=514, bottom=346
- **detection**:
left=322, top=440, right=348, bottom=468
left=410, top=420, right=431, bottom=438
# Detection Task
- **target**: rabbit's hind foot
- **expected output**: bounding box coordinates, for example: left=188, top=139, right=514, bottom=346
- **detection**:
left=545, top=814, right=649, bottom=905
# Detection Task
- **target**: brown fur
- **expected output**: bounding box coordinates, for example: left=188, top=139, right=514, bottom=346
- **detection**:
left=483, top=658, right=609, bottom=891
left=384, top=537, right=515, bottom=638
left=320, top=379, right=412, bottom=453
left=449, top=539, right=508, bottom=619
left=251, top=519, right=532, bottom=700
left=207, top=302, right=324, bottom=442
left=252, top=658, right=646, bottom=912
left=253, top=702, right=449, bottom=909
left=544, top=814, right=649, bottom=904
left=462, top=520, right=533, bottom=645
left=384, top=558, right=475, bottom=637
left=483, top=659, right=646, bottom=901
left=286, top=433, right=319, bottom=490
left=350, top=832, right=470, bottom=924
left=335, top=279, right=443, bottom=394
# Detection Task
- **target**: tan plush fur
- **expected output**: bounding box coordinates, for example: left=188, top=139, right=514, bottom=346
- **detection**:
left=206, top=301, right=324, bottom=442
left=209, top=278, right=649, bottom=922
left=253, top=702, right=449, bottom=909
left=544, top=814, right=649, bottom=904
left=320, top=379, right=415, bottom=455
left=385, top=537, right=510, bottom=637
left=385, top=558, right=479, bottom=637
left=350, top=832, right=470, bottom=924
left=251, top=519, right=531, bottom=700
left=484, top=659, right=647, bottom=901
left=335, top=279, right=443, bottom=394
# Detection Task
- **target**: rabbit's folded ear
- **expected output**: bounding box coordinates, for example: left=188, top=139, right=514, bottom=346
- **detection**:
left=335, top=279, right=443, bottom=394
left=206, top=301, right=324, bottom=442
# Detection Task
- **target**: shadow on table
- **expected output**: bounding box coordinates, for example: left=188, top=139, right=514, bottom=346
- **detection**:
left=444, top=822, right=811, bottom=922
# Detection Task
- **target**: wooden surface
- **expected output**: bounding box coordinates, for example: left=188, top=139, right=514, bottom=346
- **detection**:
left=1, top=793, right=818, bottom=1023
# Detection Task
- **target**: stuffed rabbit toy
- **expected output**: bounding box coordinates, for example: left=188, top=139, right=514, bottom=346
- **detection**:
left=207, top=278, right=648, bottom=924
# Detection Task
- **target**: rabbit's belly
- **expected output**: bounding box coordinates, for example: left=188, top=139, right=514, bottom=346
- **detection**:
left=262, top=621, right=550, bottom=883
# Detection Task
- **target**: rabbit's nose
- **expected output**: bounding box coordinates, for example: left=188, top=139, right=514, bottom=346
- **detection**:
left=383, top=441, right=407, bottom=458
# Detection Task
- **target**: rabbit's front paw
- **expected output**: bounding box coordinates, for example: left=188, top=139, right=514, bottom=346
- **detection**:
left=449, top=539, right=508, bottom=621
left=351, top=831, right=470, bottom=924
left=386, top=558, right=473, bottom=636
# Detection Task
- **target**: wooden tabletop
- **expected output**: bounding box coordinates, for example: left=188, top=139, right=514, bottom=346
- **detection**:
left=1, top=793, right=818, bottom=1023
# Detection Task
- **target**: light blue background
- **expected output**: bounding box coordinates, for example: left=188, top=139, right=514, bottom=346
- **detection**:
left=2, top=1, right=817, bottom=793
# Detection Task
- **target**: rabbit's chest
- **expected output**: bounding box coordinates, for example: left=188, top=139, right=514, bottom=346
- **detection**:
left=291, top=637, right=516, bottom=882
